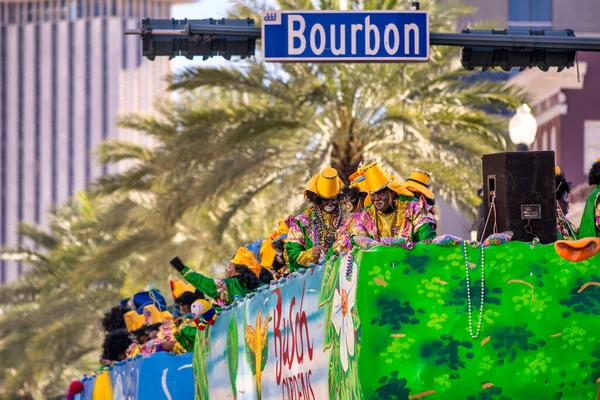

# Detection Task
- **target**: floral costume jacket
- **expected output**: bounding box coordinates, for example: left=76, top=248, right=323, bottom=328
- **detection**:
left=285, top=206, right=345, bottom=271
left=336, top=195, right=436, bottom=252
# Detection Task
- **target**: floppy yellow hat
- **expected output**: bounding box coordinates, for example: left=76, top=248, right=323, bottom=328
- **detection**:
left=303, top=174, right=319, bottom=198
left=232, top=247, right=262, bottom=277
left=304, top=168, right=345, bottom=199
left=259, top=240, right=276, bottom=268
left=169, top=279, right=196, bottom=300
left=363, top=163, right=413, bottom=197
left=404, top=169, right=434, bottom=199
left=124, top=310, right=145, bottom=332
left=142, top=304, right=173, bottom=325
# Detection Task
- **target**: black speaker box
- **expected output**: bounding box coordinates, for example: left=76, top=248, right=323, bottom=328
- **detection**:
left=481, top=151, right=557, bottom=244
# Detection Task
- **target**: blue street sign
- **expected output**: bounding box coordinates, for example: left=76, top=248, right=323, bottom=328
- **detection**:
left=262, top=10, right=429, bottom=62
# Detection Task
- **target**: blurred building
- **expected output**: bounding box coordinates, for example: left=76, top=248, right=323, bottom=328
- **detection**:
left=462, top=0, right=600, bottom=34
left=0, top=0, right=174, bottom=283
left=509, top=52, right=600, bottom=226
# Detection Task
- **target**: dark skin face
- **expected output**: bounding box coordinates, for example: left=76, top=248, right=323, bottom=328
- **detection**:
left=319, top=196, right=339, bottom=214
left=558, top=191, right=570, bottom=214
left=371, top=188, right=395, bottom=213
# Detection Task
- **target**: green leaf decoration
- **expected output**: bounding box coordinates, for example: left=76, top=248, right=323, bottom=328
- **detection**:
left=227, top=314, right=239, bottom=399
left=192, top=329, right=210, bottom=400
left=319, top=256, right=341, bottom=306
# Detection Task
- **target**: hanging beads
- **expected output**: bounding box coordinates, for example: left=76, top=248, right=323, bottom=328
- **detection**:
left=345, top=251, right=354, bottom=281
left=463, top=240, right=485, bottom=339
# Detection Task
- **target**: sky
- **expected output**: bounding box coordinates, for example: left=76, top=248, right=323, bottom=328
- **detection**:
left=169, top=0, right=234, bottom=72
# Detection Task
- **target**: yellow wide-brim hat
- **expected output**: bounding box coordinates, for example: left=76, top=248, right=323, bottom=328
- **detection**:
left=305, top=167, right=345, bottom=199
left=170, top=279, right=196, bottom=300
left=232, top=247, right=262, bottom=277
left=143, top=304, right=173, bottom=325
left=124, top=310, right=145, bottom=332
left=363, top=163, right=414, bottom=197
left=404, top=169, right=434, bottom=199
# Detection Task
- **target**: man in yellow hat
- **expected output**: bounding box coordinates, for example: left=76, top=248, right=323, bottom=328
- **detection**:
left=286, top=167, right=345, bottom=271
left=343, top=163, right=437, bottom=245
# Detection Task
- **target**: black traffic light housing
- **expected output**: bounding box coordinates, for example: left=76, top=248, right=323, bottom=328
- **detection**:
left=460, top=29, right=577, bottom=72
left=140, top=18, right=260, bottom=61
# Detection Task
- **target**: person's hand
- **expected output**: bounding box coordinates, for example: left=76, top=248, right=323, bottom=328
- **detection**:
left=162, top=342, right=175, bottom=352
left=311, top=246, right=326, bottom=259
left=100, top=359, right=112, bottom=367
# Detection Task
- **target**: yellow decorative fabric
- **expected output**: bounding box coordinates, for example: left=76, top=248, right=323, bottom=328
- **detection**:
left=124, top=310, right=145, bottom=332
left=170, top=279, right=196, bottom=299
left=259, top=240, right=276, bottom=268
left=143, top=305, right=172, bottom=325
left=231, top=247, right=262, bottom=277
left=296, top=249, right=319, bottom=267
left=91, top=370, right=113, bottom=400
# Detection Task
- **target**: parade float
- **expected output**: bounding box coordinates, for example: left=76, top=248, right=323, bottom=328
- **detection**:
left=75, top=237, right=600, bottom=400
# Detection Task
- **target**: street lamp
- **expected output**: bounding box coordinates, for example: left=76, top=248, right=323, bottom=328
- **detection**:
left=509, top=104, right=538, bottom=151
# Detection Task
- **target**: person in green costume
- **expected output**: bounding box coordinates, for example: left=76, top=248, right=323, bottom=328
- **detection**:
left=286, top=167, right=346, bottom=271
left=555, top=166, right=578, bottom=240
left=170, top=251, right=263, bottom=306
left=578, top=157, right=600, bottom=239
left=338, top=163, right=436, bottom=251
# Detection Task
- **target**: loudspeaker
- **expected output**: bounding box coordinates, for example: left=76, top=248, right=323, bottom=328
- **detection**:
left=481, top=151, right=557, bottom=244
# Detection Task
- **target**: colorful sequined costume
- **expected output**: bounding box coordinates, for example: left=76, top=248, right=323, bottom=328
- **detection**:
left=339, top=196, right=436, bottom=249
left=287, top=205, right=345, bottom=270
left=578, top=186, right=600, bottom=239
left=286, top=168, right=345, bottom=271
left=557, top=204, right=578, bottom=240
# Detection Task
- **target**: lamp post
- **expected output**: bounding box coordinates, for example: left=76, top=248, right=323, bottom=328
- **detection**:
left=509, top=104, right=538, bottom=151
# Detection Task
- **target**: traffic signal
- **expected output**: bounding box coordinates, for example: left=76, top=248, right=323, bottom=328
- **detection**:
left=139, top=18, right=261, bottom=61
left=460, top=29, right=577, bottom=72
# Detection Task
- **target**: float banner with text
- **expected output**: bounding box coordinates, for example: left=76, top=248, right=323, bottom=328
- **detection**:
left=194, top=257, right=364, bottom=400
left=75, top=353, right=195, bottom=400
left=356, top=242, right=600, bottom=399
left=262, top=10, right=429, bottom=62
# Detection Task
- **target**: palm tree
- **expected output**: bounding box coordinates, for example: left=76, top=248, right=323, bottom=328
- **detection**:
left=0, top=195, right=124, bottom=399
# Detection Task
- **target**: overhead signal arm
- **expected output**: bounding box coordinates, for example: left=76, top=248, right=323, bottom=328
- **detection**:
left=126, top=19, right=600, bottom=71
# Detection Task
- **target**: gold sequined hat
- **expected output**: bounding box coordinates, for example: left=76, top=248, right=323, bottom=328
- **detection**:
left=404, top=169, right=434, bottom=199
left=304, top=167, right=345, bottom=199
left=362, top=163, right=414, bottom=197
